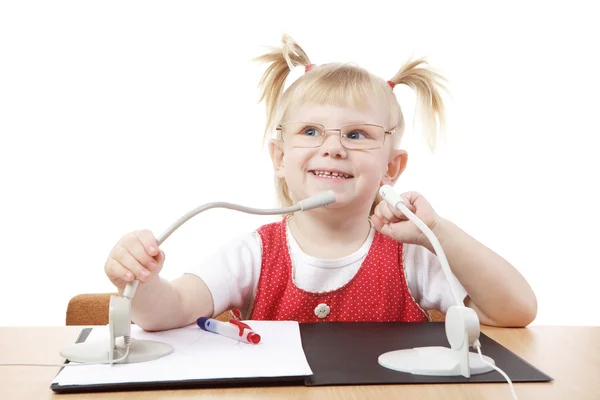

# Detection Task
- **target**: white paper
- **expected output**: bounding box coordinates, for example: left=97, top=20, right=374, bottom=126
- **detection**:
left=52, top=320, right=313, bottom=386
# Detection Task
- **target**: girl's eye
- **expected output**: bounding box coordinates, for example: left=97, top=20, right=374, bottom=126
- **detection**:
left=302, top=127, right=321, bottom=136
left=346, top=130, right=368, bottom=140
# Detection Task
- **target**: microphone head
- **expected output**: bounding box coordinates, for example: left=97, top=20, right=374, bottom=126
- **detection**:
left=298, top=190, right=337, bottom=211
left=379, top=185, right=404, bottom=208
left=379, top=185, right=393, bottom=199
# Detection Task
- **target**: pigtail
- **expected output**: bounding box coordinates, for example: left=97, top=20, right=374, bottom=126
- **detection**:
left=254, top=34, right=312, bottom=144
left=389, top=59, right=447, bottom=151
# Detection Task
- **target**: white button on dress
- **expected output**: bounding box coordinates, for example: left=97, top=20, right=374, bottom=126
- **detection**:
left=314, top=303, right=331, bottom=319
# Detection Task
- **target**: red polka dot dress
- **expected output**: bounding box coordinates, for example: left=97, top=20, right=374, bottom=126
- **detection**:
left=245, top=218, right=429, bottom=323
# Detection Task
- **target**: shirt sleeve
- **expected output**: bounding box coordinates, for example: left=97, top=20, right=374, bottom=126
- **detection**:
left=185, top=231, right=262, bottom=317
left=402, top=243, right=469, bottom=314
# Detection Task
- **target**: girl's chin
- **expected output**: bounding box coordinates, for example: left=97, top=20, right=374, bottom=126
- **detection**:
left=304, top=191, right=365, bottom=210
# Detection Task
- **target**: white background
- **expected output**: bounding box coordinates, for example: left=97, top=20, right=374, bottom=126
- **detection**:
left=1, top=1, right=598, bottom=326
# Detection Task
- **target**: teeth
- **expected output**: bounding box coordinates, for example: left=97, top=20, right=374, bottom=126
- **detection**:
left=312, top=170, right=351, bottom=179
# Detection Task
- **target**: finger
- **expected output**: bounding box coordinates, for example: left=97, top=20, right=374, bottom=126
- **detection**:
left=154, top=250, right=166, bottom=270
left=374, top=201, right=397, bottom=224
left=372, top=202, right=384, bottom=219
left=400, top=192, right=420, bottom=213
left=371, top=214, right=397, bottom=238
left=370, top=214, right=383, bottom=231
left=112, top=244, right=152, bottom=281
left=379, top=200, right=407, bottom=222
left=105, top=258, right=134, bottom=282
left=133, top=230, right=160, bottom=257
left=121, top=232, right=159, bottom=271
left=395, top=200, right=417, bottom=218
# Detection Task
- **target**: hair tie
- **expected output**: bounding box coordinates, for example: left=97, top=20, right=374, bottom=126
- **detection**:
left=305, top=64, right=316, bottom=73
left=387, top=80, right=396, bottom=90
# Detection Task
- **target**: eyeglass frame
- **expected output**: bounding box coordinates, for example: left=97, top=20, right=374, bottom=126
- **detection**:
left=275, top=121, right=396, bottom=150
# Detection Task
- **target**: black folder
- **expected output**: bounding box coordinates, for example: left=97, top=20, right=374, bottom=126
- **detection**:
left=50, top=321, right=552, bottom=393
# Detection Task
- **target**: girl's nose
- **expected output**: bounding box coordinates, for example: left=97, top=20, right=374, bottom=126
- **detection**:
left=320, top=133, right=347, bottom=158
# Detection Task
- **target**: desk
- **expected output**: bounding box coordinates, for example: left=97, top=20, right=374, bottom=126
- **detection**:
left=0, top=326, right=598, bottom=399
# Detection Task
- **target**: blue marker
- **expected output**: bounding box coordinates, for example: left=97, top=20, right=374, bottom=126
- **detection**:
left=196, top=317, right=261, bottom=344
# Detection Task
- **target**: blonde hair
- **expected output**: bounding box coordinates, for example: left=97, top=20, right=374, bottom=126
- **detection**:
left=255, top=34, right=448, bottom=211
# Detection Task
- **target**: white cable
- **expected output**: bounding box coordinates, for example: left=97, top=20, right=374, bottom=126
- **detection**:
left=379, top=185, right=463, bottom=306
left=157, top=190, right=336, bottom=246
left=0, top=342, right=131, bottom=367
left=381, top=185, right=517, bottom=399
left=124, top=190, right=336, bottom=300
left=1, top=191, right=337, bottom=368
left=474, top=340, right=518, bottom=400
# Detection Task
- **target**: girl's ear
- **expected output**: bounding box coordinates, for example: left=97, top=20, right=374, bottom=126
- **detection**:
left=382, top=149, right=408, bottom=185
left=269, top=139, right=286, bottom=178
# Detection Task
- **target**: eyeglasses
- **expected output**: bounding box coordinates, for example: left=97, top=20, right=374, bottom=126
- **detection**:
left=275, top=122, right=395, bottom=150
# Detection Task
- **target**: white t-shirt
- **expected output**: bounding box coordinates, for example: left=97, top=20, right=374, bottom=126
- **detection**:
left=187, top=221, right=468, bottom=319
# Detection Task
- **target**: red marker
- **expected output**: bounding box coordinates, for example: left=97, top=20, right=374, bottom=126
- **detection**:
left=196, top=317, right=261, bottom=344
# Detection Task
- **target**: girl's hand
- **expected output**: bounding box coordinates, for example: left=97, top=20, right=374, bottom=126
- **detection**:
left=371, top=191, right=441, bottom=250
left=104, top=230, right=165, bottom=291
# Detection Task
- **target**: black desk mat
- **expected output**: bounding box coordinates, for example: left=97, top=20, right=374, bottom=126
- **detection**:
left=300, top=321, right=552, bottom=386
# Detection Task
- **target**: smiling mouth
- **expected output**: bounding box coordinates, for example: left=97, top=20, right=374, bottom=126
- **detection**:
left=309, top=170, right=354, bottom=179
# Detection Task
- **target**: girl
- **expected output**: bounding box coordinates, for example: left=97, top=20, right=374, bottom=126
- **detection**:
left=103, top=34, right=537, bottom=331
